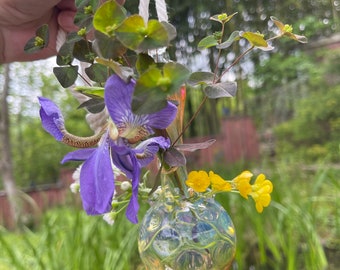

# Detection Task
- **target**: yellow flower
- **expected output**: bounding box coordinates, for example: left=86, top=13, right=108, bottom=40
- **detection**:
left=270, top=16, right=308, bottom=43
left=209, top=171, right=232, bottom=192
left=250, top=174, right=273, bottom=213
left=232, top=171, right=253, bottom=199
left=185, top=171, right=211, bottom=192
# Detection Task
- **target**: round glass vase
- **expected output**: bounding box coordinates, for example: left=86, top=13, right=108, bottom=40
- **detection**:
left=138, top=185, right=236, bottom=270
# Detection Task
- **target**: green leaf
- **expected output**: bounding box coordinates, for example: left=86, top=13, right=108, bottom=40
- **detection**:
left=132, top=67, right=166, bottom=114
left=132, top=94, right=169, bottom=115
left=216, top=31, right=241, bottom=49
left=93, top=30, right=126, bottom=59
left=136, top=53, right=156, bottom=75
left=24, top=24, right=49, bottom=53
left=163, top=62, right=191, bottom=93
left=210, top=12, right=238, bottom=24
left=132, top=63, right=189, bottom=114
left=241, top=31, right=268, bottom=47
left=74, top=86, right=105, bottom=98
left=203, top=81, right=237, bottom=98
left=198, top=35, right=218, bottom=50
left=115, top=15, right=169, bottom=51
left=93, top=1, right=127, bottom=36
left=53, top=66, right=79, bottom=88
left=95, top=58, right=134, bottom=82
left=188, top=71, right=215, bottom=85
left=85, top=64, right=108, bottom=83
left=161, top=22, right=177, bottom=41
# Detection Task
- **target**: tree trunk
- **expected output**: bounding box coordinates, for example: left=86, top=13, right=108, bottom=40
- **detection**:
left=0, top=64, right=21, bottom=229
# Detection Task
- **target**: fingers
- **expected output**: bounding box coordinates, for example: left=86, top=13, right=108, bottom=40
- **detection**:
left=57, top=9, right=77, bottom=32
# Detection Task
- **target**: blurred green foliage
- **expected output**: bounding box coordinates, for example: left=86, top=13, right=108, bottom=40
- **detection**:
left=1, top=161, right=339, bottom=269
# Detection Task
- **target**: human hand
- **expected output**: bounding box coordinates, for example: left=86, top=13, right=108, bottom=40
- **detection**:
left=0, top=0, right=126, bottom=63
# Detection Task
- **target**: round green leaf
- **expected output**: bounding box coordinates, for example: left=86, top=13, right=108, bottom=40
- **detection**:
left=138, top=20, right=169, bottom=51
left=188, top=71, right=215, bottom=86
left=216, top=31, right=241, bottom=49
left=116, top=16, right=169, bottom=51
left=115, top=15, right=146, bottom=50
left=93, top=1, right=127, bottom=35
left=203, top=81, right=237, bottom=99
left=163, top=62, right=191, bottom=93
left=198, top=35, right=218, bottom=50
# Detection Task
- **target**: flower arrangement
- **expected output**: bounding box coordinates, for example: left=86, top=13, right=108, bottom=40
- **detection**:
left=27, top=0, right=307, bottom=268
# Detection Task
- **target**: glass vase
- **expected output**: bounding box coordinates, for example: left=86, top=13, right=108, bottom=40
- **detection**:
left=138, top=183, right=236, bottom=270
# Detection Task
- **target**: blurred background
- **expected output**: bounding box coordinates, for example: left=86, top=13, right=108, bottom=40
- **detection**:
left=0, top=0, right=339, bottom=269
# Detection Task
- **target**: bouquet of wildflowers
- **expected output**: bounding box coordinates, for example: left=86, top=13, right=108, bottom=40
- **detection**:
left=27, top=0, right=306, bottom=268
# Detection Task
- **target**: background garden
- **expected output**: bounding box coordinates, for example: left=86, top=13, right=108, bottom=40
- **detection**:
left=0, top=0, right=339, bottom=269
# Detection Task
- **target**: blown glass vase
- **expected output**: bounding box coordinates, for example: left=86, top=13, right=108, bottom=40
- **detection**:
left=138, top=183, right=236, bottom=270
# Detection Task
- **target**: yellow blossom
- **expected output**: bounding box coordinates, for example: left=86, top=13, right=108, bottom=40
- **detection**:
left=250, top=174, right=273, bottom=213
left=185, top=171, right=210, bottom=192
left=209, top=171, right=232, bottom=192
left=270, top=16, right=308, bottom=43
left=232, top=171, right=253, bottom=198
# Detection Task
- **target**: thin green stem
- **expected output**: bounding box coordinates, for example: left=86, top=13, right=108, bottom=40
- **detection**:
left=218, top=45, right=254, bottom=82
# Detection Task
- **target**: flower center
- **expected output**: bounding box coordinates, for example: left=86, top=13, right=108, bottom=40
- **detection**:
left=118, top=123, right=149, bottom=144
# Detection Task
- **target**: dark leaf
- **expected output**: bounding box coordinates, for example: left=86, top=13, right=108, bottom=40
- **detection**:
left=131, top=93, right=168, bottom=115
left=56, top=42, right=75, bottom=65
left=73, top=40, right=95, bottom=63
left=66, top=32, right=84, bottom=43
left=53, top=66, right=79, bottom=88
left=24, top=24, right=49, bottom=53
left=164, top=147, right=187, bottom=167
left=136, top=53, right=156, bottom=75
left=85, top=63, right=108, bottom=83
left=93, top=31, right=127, bottom=59
left=74, top=0, right=99, bottom=28
left=78, top=98, right=105, bottom=113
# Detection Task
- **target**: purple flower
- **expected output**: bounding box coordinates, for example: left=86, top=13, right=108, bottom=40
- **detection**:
left=104, top=74, right=177, bottom=143
left=38, top=74, right=177, bottom=223
left=38, top=97, right=65, bottom=141
left=110, top=136, right=170, bottom=223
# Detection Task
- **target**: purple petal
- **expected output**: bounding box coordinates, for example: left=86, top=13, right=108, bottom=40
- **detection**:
left=104, top=74, right=135, bottom=124
left=110, top=140, right=141, bottom=223
left=110, top=141, right=135, bottom=179
left=135, top=136, right=170, bottom=167
left=38, top=97, right=64, bottom=141
left=80, top=137, right=115, bottom=215
left=146, top=101, right=178, bottom=129
left=61, top=148, right=97, bottom=164
left=104, top=74, right=177, bottom=132
left=125, top=153, right=140, bottom=224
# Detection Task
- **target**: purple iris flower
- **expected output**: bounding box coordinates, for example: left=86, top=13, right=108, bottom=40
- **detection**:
left=38, top=74, right=177, bottom=223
